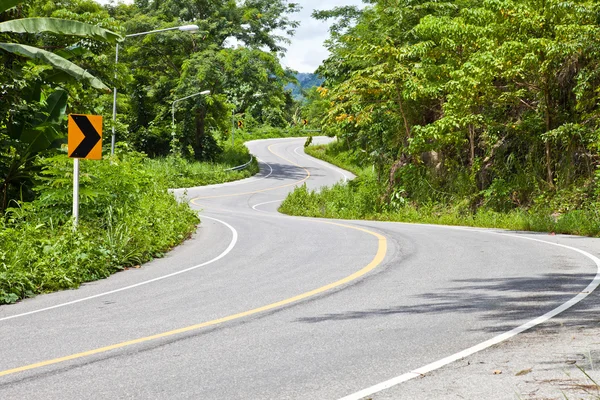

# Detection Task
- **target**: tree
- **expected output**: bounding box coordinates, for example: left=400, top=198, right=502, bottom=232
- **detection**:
left=0, top=0, right=122, bottom=211
left=109, top=0, right=300, bottom=159
left=315, top=0, right=600, bottom=209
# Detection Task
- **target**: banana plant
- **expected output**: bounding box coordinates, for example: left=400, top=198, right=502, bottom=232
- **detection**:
left=0, top=1, right=122, bottom=211
left=0, top=2, right=122, bottom=91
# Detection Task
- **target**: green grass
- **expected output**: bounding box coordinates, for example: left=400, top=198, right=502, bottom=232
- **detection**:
left=280, top=142, right=600, bottom=237
left=145, top=143, right=258, bottom=188
left=304, top=143, right=367, bottom=177
left=233, top=125, right=317, bottom=142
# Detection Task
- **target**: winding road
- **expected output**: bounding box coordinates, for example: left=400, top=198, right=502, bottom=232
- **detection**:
left=0, top=137, right=599, bottom=399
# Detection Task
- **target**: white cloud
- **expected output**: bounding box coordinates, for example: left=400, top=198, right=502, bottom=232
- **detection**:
left=280, top=0, right=364, bottom=72
left=94, top=0, right=364, bottom=72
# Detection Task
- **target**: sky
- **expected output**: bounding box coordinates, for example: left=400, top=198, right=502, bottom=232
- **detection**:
left=94, top=0, right=365, bottom=73
left=279, top=0, right=364, bottom=73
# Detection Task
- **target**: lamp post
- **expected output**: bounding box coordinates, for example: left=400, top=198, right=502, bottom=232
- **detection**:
left=171, top=90, right=210, bottom=153
left=111, top=24, right=199, bottom=155
left=172, top=90, right=211, bottom=134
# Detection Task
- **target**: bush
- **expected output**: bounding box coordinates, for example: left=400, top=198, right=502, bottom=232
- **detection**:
left=0, top=148, right=200, bottom=304
left=280, top=140, right=600, bottom=238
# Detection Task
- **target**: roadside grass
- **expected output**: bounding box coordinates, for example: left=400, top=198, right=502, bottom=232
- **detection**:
left=304, top=143, right=366, bottom=177
left=0, top=140, right=260, bottom=305
left=145, top=143, right=258, bottom=189
left=281, top=141, right=600, bottom=237
left=233, top=125, right=317, bottom=143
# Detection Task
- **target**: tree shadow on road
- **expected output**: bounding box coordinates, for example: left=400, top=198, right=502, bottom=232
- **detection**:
left=257, top=161, right=326, bottom=182
left=296, top=272, right=600, bottom=333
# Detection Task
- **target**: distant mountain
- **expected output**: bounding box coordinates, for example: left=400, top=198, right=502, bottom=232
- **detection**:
left=286, top=73, right=324, bottom=100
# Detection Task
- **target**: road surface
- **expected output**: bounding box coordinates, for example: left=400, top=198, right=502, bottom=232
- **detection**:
left=0, top=137, right=599, bottom=399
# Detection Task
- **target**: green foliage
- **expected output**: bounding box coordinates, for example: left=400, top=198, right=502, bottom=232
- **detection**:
left=233, top=125, right=311, bottom=141
left=310, top=0, right=600, bottom=222
left=304, top=140, right=368, bottom=176
left=283, top=140, right=600, bottom=237
left=144, top=143, right=258, bottom=189
left=0, top=17, right=121, bottom=42
left=0, top=3, right=121, bottom=90
left=110, top=1, right=300, bottom=160
left=280, top=176, right=383, bottom=219
left=0, top=148, right=199, bottom=304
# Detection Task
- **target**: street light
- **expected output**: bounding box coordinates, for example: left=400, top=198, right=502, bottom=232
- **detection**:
left=111, top=24, right=200, bottom=155
left=171, top=90, right=210, bottom=153
left=172, top=90, right=211, bottom=134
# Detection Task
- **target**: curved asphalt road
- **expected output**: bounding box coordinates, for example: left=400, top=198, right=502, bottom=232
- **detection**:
left=0, top=137, right=599, bottom=399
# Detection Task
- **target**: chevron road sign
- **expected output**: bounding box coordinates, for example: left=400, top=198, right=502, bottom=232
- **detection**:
left=68, top=114, right=102, bottom=160
left=68, top=114, right=102, bottom=228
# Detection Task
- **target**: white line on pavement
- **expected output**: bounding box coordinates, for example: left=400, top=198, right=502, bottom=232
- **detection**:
left=339, top=231, right=600, bottom=400
left=293, top=146, right=350, bottom=183
left=252, top=199, right=285, bottom=212
left=0, top=216, right=238, bottom=323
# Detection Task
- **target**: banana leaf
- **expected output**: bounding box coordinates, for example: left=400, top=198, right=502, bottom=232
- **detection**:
left=0, top=18, right=122, bottom=43
left=54, top=45, right=89, bottom=60
left=20, top=89, right=68, bottom=154
left=0, top=0, right=22, bottom=14
left=0, top=43, right=109, bottom=90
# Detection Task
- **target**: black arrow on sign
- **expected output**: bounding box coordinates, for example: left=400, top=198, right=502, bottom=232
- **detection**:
left=70, top=115, right=101, bottom=158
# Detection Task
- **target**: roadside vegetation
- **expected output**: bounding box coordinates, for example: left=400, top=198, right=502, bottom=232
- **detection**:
left=281, top=141, right=600, bottom=237
left=0, top=143, right=260, bottom=304
left=0, top=0, right=302, bottom=304
left=281, top=0, right=600, bottom=237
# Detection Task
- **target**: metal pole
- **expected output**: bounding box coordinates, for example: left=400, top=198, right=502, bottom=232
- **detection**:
left=73, top=158, right=79, bottom=228
left=110, top=25, right=198, bottom=156
left=171, top=101, right=177, bottom=154
left=231, top=110, right=235, bottom=147
left=111, top=43, right=119, bottom=155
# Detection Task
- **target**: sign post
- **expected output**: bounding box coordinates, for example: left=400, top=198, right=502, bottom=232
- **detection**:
left=73, top=158, right=79, bottom=227
left=68, top=114, right=103, bottom=228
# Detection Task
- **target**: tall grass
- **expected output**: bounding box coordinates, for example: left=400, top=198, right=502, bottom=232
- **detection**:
left=0, top=148, right=203, bottom=304
left=145, top=143, right=258, bottom=188
left=281, top=142, right=600, bottom=237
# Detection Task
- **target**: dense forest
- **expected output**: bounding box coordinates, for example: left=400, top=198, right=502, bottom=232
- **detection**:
left=305, top=0, right=600, bottom=217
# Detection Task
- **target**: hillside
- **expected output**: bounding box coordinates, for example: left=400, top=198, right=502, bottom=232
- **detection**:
left=286, top=73, right=324, bottom=99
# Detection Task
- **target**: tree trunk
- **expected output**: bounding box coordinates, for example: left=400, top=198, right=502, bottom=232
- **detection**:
left=543, top=86, right=554, bottom=187
left=396, top=88, right=411, bottom=147
left=545, top=141, right=553, bottom=186
left=384, top=155, right=408, bottom=203
left=194, top=107, right=207, bottom=160
left=468, top=124, right=475, bottom=168
left=1, top=181, right=7, bottom=213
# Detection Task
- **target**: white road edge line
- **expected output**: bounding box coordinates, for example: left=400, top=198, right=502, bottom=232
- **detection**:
left=0, top=216, right=238, bottom=323
left=175, top=157, right=273, bottom=193
left=339, top=232, right=600, bottom=400
left=252, top=199, right=285, bottom=212
left=293, top=146, right=349, bottom=183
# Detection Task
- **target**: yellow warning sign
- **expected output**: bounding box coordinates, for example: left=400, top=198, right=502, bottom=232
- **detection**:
left=68, top=114, right=102, bottom=160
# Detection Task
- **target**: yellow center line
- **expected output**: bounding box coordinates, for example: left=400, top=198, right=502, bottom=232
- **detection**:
left=0, top=223, right=387, bottom=378
left=190, top=143, right=310, bottom=205
left=0, top=140, right=388, bottom=378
